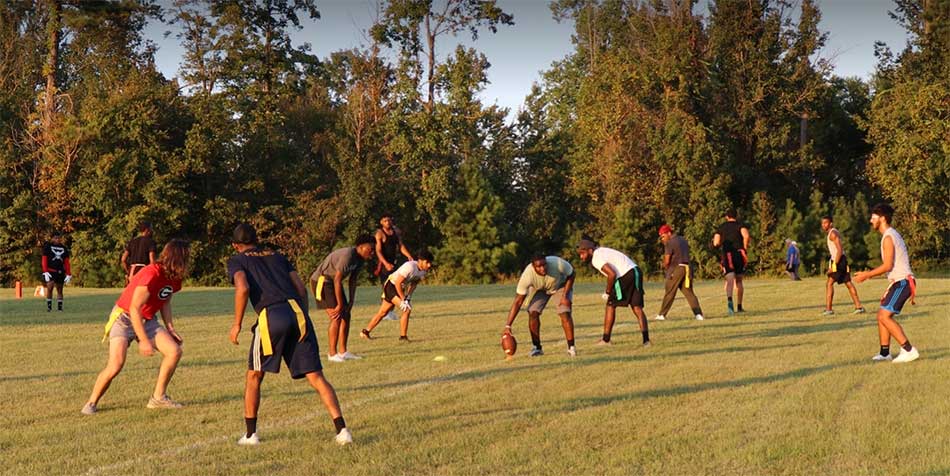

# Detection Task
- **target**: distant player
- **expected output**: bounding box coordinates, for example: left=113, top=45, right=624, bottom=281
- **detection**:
left=121, top=221, right=157, bottom=281
left=821, top=216, right=865, bottom=315
left=655, top=225, right=704, bottom=321
left=227, top=223, right=352, bottom=446
left=81, top=239, right=190, bottom=415
left=374, top=214, right=413, bottom=321
left=361, top=250, right=434, bottom=342
left=712, top=209, right=750, bottom=314
left=576, top=239, right=650, bottom=346
left=501, top=254, right=577, bottom=357
left=41, top=231, right=72, bottom=312
left=854, top=203, right=919, bottom=363
left=784, top=239, right=801, bottom=281
left=310, top=235, right=375, bottom=362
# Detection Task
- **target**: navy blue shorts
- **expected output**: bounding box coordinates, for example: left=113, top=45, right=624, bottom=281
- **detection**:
left=608, top=268, right=644, bottom=308
left=880, top=278, right=915, bottom=315
left=248, top=301, right=322, bottom=378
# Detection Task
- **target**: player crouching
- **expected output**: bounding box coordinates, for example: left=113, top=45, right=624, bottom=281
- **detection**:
left=361, top=250, right=434, bottom=342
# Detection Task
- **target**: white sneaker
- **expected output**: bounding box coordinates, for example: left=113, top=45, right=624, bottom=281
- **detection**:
left=595, top=339, right=612, bottom=346
left=566, top=346, right=576, bottom=357
left=238, top=433, right=260, bottom=446
left=335, top=428, right=353, bottom=446
left=695, top=314, right=704, bottom=321
left=529, top=346, right=544, bottom=357
left=382, top=310, right=398, bottom=321
left=871, top=354, right=893, bottom=362
left=892, top=347, right=919, bottom=363
left=80, top=402, right=97, bottom=415
left=654, top=315, right=666, bottom=321
left=341, top=351, right=362, bottom=360
left=327, top=354, right=345, bottom=363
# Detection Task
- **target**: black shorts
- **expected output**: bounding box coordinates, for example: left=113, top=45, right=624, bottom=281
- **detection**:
left=880, top=278, right=916, bottom=315
left=313, top=276, right=349, bottom=311
left=608, top=268, right=644, bottom=308
left=381, top=281, right=402, bottom=304
left=43, top=271, right=66, bottom=285
left=721, top=250, right=747, bottom=275
left=827, top=255, right=851, bottom=284
left=248, top=301, right=322, bottom=378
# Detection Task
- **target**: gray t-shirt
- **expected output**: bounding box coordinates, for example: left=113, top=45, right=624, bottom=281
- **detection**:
left=516, top=256, right=574, bottom=295
left=664, top=235, right=690, bottom=276
left=311, top=247, right=363, bottom=281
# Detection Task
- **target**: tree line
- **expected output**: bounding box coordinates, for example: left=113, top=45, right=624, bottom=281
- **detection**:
left=1, top=0, right=947, bottom=287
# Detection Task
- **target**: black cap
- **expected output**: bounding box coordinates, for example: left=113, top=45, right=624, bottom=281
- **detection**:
left=232, top=223, right=258, bottom=245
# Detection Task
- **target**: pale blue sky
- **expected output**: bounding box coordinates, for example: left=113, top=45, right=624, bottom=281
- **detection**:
left=146, top=0, right=910, bottom=116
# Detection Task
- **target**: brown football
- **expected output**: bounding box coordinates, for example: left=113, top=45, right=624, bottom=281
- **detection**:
left=501, top=333, right=517, bottom=356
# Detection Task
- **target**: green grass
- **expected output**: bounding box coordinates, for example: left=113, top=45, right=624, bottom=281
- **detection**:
left=1, top=277, right=949, bottom=476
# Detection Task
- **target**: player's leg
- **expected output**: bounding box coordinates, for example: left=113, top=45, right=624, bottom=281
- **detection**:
left=724, top=272, right=735, bottom=314
left=527, top=311, right=542, bottom=350
left=326, top=312, right=341, bottom=357
left=44, top=279, right=55, bottom=311
left=825, top=276, right=836, bottom=313
left=151, top=327, right=183, bottom=402
left=845, top=281, right=863, bottom=311
left=55, top=280, right=64, bottom=311
left=735, top=274, right=744, bottom=312
left=362, top=300, right=395, bottom=337
left=395, top=296, right=411, bottom=340
left=681, top=280, right=704, bottom=320
left=242, top=370, right=265, bottom=438
left=656, top=272, right=678, bottom=319
left=337, top=310, right=352, bottom=354
left=304, top=371, right=350, bottom=443
left=86, top=337, right=130, bottom=407
left=631, top=305, right=650, bottom=345
left=599, top=305, right=617, bottom=344
left=558, top=311, right=575, bottom=348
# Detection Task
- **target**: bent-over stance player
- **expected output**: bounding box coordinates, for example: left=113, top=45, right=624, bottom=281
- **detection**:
left=361, top=250, right=434, bottom=342
left=502, top=254, right=577, bottom=357
left=577, top=239, right=650, bottom=346
left=310, top=236, right=375, bottom=362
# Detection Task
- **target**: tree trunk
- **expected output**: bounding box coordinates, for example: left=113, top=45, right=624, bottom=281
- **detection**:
left=425, top=13, right=435, bottom=113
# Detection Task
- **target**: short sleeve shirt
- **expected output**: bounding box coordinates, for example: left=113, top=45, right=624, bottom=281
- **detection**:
left=717, top=221, right=747, bottom=253
left=516, top=257, right=574, bottom=295
left=665, top=235, right=690, bottom=265
left=591, top=247, right=636, bottom=277
left=388, top=261, right=427, bottom=288
left=227, top=248, right=300, bottom=314
left=115, top=264, right=182, bottom=319
left=311, top=247, right=363, bottom=281
left=125, top=236, right=157, bottom=265
left=42, top=242, right=70, bottom=272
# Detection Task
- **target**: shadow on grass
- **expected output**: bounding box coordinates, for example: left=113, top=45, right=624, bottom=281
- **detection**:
left=0, top=369, right=97, bottom=383
left=723, top=318, right=868, bottom=340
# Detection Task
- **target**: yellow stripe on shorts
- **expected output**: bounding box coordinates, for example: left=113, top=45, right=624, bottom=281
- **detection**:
left=258, top=307, right=273, bottom=356
left=288, top=299, right=307, bottom=342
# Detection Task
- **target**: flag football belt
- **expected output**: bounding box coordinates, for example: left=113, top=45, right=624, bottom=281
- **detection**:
left=315, top=275, right=326, bottom=301
left=257, top=299, right=308, bottom=357
left=678, top=263, right=691, bottom=288
left=828, top=259, right=849, bottom=273
left=102, top=306, right=128, bottom=342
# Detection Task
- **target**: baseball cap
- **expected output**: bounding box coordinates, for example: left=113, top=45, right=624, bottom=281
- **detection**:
left=658, top=224, right=672, bottom=235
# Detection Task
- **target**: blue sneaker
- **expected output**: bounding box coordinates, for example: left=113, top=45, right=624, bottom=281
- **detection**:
left=727, top=301, right=735, bottom=315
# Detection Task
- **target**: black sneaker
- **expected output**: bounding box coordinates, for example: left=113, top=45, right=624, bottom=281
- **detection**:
left=398, top=336, right=410, bottom=343
left=360, top=329, right=372, bottom=340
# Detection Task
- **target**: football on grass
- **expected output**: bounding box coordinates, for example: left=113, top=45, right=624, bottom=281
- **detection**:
left=501, top=333, right=517, bottom=356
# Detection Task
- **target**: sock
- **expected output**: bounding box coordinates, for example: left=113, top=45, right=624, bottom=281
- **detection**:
left=567, top=339, right=575, bottom=348
left=57, top=299, right=63, bottom=310
left=880, top=345, right=890, bottom=357
left=602, top=333, right=610, bottom=343
left=531, top=336, right=541, bottom=348
left=901, top=341, right=912, bottom=352
left=333, top=416, right=346, bottom=434
left=245, top=417, right=257, bottom=437
left=46, top=299, right=52, bottom=310
left=727, top=297, right=733, bottom=302
left=642, top=331, right=650, bottom=343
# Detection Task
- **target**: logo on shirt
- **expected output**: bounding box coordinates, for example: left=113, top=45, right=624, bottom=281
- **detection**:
left=50, top=246, right=66, bottom=262
left=158, top=285, right=174, bottom=300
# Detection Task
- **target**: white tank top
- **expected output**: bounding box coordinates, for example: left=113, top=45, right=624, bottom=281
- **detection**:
left=882, top=228, right=913, bottom=282
left=826, top=228, right=840, bottom=261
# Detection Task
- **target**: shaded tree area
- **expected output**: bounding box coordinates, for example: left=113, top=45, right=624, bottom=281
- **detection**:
left=1, top=0, right=946, bottom=287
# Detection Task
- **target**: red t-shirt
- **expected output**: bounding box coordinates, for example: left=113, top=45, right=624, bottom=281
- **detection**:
left=115, top=264, right=182, bottom=320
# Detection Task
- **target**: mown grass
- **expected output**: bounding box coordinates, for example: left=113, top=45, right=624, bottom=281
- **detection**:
left=1, top=277, right=948, bottom=476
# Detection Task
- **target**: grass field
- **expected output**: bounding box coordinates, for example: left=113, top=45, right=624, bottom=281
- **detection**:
left=1, top=277, right=949, bottom=476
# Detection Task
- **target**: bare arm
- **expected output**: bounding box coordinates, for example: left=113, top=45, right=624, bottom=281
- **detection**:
left=712, top=233, right=722, bottom=248
left=129, top=286, right=154, bottom=356
left=602, top=265, right=617, bottom=296
left=855, top=236, right=895, bottom=283
left=230, top=270, right=250, bottom=345
left=741, top=227, right=751, bottom=249
left=148, top=251, right=156, bottom=265
left=504, top=293, right=528, bottom=331
left=120, top=250, right=129, bottom=273
left=392, top=273, right=408, bottom=301
left=560, top=271, right=576, bottom=307
left=159, top=299, right=182, bottom=344
left=830, top=230, right=844, bottom=261
left=330, top=271, right=345, bottom=317
left=374, top=230, right=392, bottom=269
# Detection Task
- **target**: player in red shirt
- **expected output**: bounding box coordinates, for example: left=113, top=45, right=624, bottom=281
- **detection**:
left=81, top=240, right=191, bottom=415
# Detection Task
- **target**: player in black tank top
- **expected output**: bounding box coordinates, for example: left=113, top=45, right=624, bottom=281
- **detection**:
left=374, top=215, right=413, bottom=285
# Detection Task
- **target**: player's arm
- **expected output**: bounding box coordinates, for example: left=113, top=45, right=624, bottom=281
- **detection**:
left=120, top=250, right=129, bottom=274
left=504, top=293, right=528, bottom=332
left=663, top=252, right=671, bottom=270
left=405, top=281, right=418, bottom=299
left=159, top=299, right=182, bottom=344
left=129, top=285, right=154, bottom=356
left=64, top=257, right=72, bottom=282
left=560, top=271, right=576, bottom=307
left=41, top=255, right=51, bottom=281
left=712, top=232, right=721, bottom=248
left=741, top=227, right=751, bottom=249
left=392, top=273, right=408, bottom=301
left=330, top=271, right=345, bottom=317
left=148, top=251, right=156, bottom=265
left=601, top=264, right=617, bottom=298
left=230, top=270, right=250, bottom=345
left=289, top=270, right=309, bottom=314
left=855, top=236, right=895, bottom=283
left=374, top=230, right=392, bottom=270
left=397, top=229, right=413, bottom=260
left=831, top=230, right=844, bottom=262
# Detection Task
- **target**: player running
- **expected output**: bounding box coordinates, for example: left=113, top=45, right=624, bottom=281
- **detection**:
left=854, top=204, right=920, bottom=363
left=375, top=214, right=413, bottom=321
left=576, top=239, right=650, bottom=347
left=310, top=236, right=375, bottom=363
left=227, top=223, right=352, bottom=446
left=121, top=221, right=157, bottom=282
left=821, top=216, right=865, bottom=315
left=41, top=231, right=72, bottom=312
left=361, top=250, right=434, bottom=342
left=712, top=209, right=750, bottom=315
left=501, top=254, right=577, bottom=357
left=81, top=239, right=190, bottom=415
left=655, top=225, right=704, bottom=321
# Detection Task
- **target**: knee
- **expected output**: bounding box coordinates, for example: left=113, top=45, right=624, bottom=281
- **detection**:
left=246, top=370, right=265, bottom=384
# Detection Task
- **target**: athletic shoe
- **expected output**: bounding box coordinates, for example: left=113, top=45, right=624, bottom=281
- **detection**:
left=566, top=346, right=576, bottom=357
left=382, top=310, right=398, bottom=321
left=852, top=307, right=866, bottom=314
left=727, top=301, right=735, bottom=315
left=398, top=336, right=410, bottom=343
left=737, top=305, right=745, bottom=313
left=871, top=354, right=893, bottom=362
left=80, top=402, right=97, bottom=415
left=822, top=309, right=835, bottom=316
left=341, top=351, right=362, bottom=360
left=147, top=395, right=183, bottom=409
left=360, top=329, right=372, bottom=340
left=654, top=315, right=666, bottom=321
left=327, top=353, right=345, bottom=363
left=529, top=346, right=544, bottom=357
left=237, top=433, right=260, bottom=446
left=892, top=347, right=919, bottom=364
left=695, top=314, right=704, bottom=321
left=595, top=340, right=612, bottom=346
left=335, top=428, right=353, bottom=446
left=642, top=341, right=652, bottom=348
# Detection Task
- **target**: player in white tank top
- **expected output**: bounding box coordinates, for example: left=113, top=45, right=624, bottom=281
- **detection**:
left=820, top=216, right=864, bottom=315
left=854, top=204, right=919, bottom=363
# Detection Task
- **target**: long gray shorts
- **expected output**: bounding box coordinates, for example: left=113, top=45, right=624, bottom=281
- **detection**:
left=108, top=311, right=162, bottom=343
left=527, top=287, right=573, bottom=315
